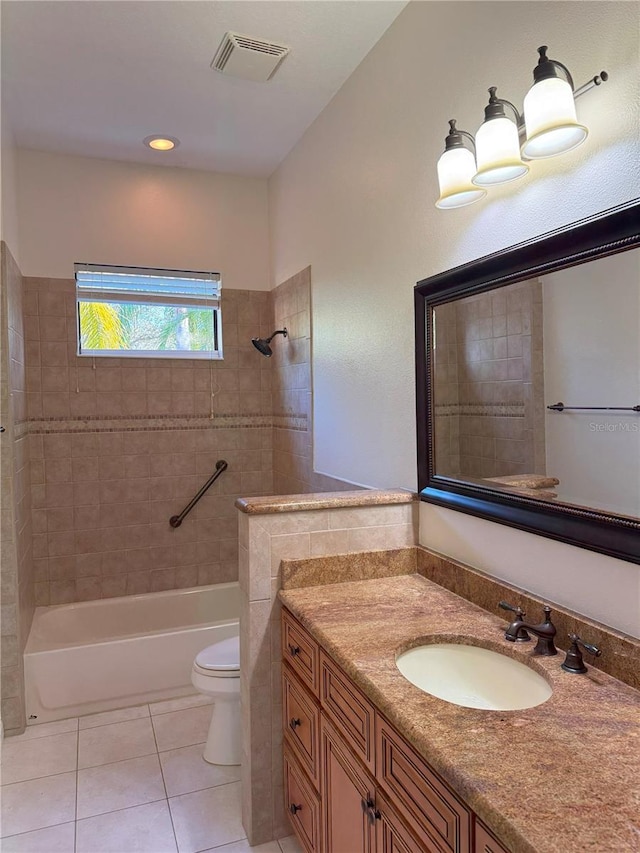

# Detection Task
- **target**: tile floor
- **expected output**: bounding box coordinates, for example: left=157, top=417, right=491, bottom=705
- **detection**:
left=0, top=695, right=302, bottom=853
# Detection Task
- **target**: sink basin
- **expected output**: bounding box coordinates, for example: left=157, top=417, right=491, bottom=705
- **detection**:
left=395, top=643, right=552, bottom=711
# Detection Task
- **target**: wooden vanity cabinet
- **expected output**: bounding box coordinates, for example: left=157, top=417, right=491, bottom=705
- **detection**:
left=281, top=608, right=509, bottom=853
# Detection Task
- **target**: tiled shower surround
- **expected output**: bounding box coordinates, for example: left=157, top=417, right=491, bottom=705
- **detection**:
left=24, top=279, right=276, bottom=606
left=13, top=265, right=353, bottom=608
left=271, top=268, right=353, bottom=495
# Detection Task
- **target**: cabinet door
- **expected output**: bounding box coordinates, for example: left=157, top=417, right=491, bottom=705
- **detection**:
left=376, top=791, right=424, bottom=853
left=321, top=715, right=376, bottom=853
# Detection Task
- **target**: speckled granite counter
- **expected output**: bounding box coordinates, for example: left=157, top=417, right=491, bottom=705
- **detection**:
left=235, top=488, right=414, bottom=514
left=280, top=574, right=640, bottom=853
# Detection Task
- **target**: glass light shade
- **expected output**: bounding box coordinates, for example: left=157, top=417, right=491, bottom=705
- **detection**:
left=436, top=147, right=486, bottom=209
left=522, top=77, right=588, bottom=159
left=472, top=117, right=529, bottom=186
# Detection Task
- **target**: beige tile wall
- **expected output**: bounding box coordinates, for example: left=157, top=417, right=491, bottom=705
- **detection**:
left=433, top=279, right=545, bottom=479
left=238, top=500, right=418, bottom=845
left=1, top=242, right=34, bottom=734
left=271, top=267, right=359, bottom=495
left=23, top=279, right=275, bottom=604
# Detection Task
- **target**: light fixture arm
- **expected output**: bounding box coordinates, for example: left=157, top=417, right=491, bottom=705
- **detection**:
left=573, top=71, right=608, bottom=98
left=486, top=87, right=523, bottom=125
left=444, top=119, right=477, bottom=154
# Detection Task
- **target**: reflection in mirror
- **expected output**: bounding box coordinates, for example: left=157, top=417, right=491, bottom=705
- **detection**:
left=432, top=249, right=639, bottom=519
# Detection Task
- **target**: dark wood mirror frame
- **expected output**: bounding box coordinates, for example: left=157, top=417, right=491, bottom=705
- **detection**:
left=415, top=199, right=640, bottom=565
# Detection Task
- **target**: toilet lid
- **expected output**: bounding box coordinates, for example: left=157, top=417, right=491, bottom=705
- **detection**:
left=195, top=636, right=239, bottom=672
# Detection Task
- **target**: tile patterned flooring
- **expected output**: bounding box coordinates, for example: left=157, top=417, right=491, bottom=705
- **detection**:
left=0, top=695, right=302, bottom=853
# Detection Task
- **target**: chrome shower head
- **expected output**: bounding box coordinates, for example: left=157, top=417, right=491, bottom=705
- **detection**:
left=251, top=328, right=287, bottom=357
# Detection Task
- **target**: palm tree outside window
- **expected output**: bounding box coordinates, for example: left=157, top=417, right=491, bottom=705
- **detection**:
left=75, top=264, right=222, bottom=359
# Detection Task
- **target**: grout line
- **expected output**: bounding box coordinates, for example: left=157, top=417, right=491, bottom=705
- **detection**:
left=0, top=819, right=77, bottom=843
left=75, top=795, right=170, bottom=825
left=0, top=768, right=76, bottom=791
left=166, top=778, right=242, bottom=803
left=74, top=720, right=80, bottom=853
left=77, top=748, right=159, bottom=773
left=149, top=702, right=179, bottom=852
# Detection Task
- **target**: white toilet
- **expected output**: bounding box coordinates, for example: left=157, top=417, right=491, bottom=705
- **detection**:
left=191, top=633, right=240, bottom=765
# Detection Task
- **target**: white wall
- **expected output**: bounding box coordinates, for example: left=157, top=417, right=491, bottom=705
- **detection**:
left=420, top=503, right=640, bottom=637
left=269, top=0, right=640, bottom=634
left=16, top=149, right=270, bottom=289
left=543, top=251, right=640, bottom=517
left=269, top=0, right=640, bottom=490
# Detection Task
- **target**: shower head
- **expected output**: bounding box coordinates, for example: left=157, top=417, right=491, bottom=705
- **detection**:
left=251, top=327, right=287, bottom=357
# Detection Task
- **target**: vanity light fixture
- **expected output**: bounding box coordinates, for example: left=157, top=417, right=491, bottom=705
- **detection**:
left=435, top=120, right=487, bottom=210
left=472, top=88, right=529, bottom=186
left=521, top=46, right=591, bottom=159
left=143, top=135, right=180, bottom=151
left=435, top=46, right=608, bottom=209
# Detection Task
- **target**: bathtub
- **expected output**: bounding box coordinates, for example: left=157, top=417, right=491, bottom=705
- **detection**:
left=24, top=582, right=239, bottom=725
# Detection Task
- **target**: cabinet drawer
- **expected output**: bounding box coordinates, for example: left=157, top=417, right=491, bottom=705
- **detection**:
left=282, top=609, right=320, bottom=698
left=284, top=746, right=322, bottom=853
left=376, top=715, right=471, bottom=853
left=320, top=651, right=375, bottom=773
left=474, top=820, right=511, bottom=853
left=283, top=665, right=321, bottom=789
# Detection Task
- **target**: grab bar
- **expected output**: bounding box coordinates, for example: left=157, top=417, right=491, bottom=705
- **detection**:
left=547, top=402, right=640, bottom=412
left=169, top=459, right=228, bottom=528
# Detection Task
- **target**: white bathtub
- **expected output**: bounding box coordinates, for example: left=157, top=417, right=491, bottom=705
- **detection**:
left=24, top=583, right=239, bottom=725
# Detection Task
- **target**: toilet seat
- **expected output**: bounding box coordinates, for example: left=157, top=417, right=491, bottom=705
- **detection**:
left=193, top=636, right=239, bottom=678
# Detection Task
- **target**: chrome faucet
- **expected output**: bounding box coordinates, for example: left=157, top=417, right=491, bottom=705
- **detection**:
left=503, top=603, right=558, bottom=656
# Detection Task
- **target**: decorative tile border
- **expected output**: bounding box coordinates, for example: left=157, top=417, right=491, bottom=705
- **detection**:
left=13, top=421, right=29, bottom=439
left=27, top=412, right=308, bottom=434
left=434, top=403, right=524, bottom=418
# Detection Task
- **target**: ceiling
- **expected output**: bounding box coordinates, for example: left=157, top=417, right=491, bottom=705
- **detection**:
left=2, top=0, right=408, bottom=177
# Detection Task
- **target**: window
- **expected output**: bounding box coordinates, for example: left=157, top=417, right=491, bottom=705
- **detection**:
left=75, top=264, right=222, bottom=359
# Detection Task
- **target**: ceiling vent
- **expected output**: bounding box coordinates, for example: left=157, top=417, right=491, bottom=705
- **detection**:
left=211, top=32, right=290, bottom=82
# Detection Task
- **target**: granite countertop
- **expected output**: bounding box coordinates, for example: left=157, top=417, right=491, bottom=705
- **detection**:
left=235, top=488, right=414, bottom=514
left=280, top=574, right=640, bottom=853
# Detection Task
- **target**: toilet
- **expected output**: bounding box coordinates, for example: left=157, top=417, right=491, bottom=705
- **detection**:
left=191, top=633, right=240, bottom=765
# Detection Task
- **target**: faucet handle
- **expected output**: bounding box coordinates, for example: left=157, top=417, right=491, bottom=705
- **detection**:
left=499, top=601, right=530, bottom=642
left=561, top=633, right=602, bottom=674
left=499, top=601, right=525, bottom=617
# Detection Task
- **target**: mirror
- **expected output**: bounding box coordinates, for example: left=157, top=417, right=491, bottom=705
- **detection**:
left=415, top=200, right=640, bottom=564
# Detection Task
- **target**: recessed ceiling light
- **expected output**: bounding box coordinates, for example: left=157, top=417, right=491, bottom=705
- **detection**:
left=143, top=135, right=180, bottom=151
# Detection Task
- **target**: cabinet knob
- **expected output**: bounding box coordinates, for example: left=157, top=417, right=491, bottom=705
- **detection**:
left=289, top=718, right=302, bottom=730
left=361, top=797, right=381, bottom=822
left=289, top=803, right=302, bottom=815
left=288, top=644, right=300, bottom=657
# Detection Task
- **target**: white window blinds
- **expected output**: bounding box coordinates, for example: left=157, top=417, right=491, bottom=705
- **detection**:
left=75, top=264, right=221, bottom=305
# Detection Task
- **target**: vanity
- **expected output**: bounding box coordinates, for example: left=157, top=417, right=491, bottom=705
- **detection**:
left=279, top=572, right=640, bottom=853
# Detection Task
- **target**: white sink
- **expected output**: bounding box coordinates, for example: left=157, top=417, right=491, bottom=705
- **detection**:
left=395, top=643, right=552, bottom=711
